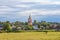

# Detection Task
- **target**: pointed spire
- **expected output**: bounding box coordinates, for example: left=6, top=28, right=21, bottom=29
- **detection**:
left=28, top=14, right=32, bottom=26
left=29, top=13, right=31, bottom=17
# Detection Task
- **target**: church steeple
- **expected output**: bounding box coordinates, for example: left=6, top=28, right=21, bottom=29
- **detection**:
left=28, top=15, right=32, bottom=26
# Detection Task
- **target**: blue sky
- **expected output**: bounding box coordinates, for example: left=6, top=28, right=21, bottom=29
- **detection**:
left=0, top=0, right=60, bottom=22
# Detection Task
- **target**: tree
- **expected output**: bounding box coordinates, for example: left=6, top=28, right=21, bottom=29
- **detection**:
left=3, top=22, right=12, bottom=32
left=14, top=21, right=24, bottom=27
left=14, top=21, right=21, bottom=27
left=40, top=21, right=50, bottom=30
left=34, top=20, right=38, bottom=24
left=38, top=23, right=41, bottom=28
left=25, top=22, right=28, bottom=25
left=6, top=21, right=10, bottom=23
left=25, top=25, right=33, bottom=30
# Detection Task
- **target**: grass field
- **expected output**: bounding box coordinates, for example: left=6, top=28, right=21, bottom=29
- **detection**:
left=0, top=32, right=60, bottom=40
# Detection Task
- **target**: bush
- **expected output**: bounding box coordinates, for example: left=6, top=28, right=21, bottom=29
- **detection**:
left=25, top=25, right=33, bottom=30
left=36, top=30, right=57, bottom=32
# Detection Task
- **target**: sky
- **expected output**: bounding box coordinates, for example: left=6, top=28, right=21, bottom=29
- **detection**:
left=0, top=0, right=60, bottom=22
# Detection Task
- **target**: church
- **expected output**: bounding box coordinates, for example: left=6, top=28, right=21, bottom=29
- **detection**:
left=28, top=15, right=32, bottom=26
left=28, top=15, right=39, bottom=30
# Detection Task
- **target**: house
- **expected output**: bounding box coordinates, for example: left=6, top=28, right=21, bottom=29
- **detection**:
left=33, top=24, right=39, bottom=30
left=0, top=24, right=4, bottom=31
left=55, top=24, right=60, bottom=30
left=12, top=25, right=23, bottom=31
left=12, top=25, right=17, bottom=31
left=16, top=27, right=21, bottom=31
left=49, top=24, right=58, bottom=29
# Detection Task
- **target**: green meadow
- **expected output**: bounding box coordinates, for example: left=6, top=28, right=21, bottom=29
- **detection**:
left=0, top=32, right=60, bottom=40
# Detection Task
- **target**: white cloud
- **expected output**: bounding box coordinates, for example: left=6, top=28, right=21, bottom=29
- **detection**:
left=20, top=0, right=50, bottom=2
left=8, top=0, right=60, bottom=5
left=17, top=10, right=37, bottom=16
left=1, top=0, right=60, bottom=5
left=15, top=4, right=34, bottom=8
left=15, top=5, right=28, bottom=7
left=0, top=6, right=15, bottom=11
left=0, top=5, right=18, bottom=14
left=39, top=1, right=60, bottom=5
left=0, top=0, right=60, bottom=16
left=17, top=9, right=60, bottom=16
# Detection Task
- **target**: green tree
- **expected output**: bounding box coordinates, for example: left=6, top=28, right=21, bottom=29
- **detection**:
left=25, top=22, right=28, bottom=25
left=14, top=21, right=24, bottom=27
left=25, top=25, right=33, bottom=30
left=40, top=21, right=50, bottom=30
left=3, top=21, right=12, bottom=32
left=34, top=20, right=38, bottom=24
left=6, top=21, right=10, bottom=23
left=14, top=21, right=21, bottom=27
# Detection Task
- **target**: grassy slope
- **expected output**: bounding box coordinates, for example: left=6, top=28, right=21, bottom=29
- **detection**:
left=0, top=32, right=60, bottom=40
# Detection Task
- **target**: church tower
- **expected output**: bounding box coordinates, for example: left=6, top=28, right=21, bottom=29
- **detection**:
left=28, top=15, right=32, bottom=26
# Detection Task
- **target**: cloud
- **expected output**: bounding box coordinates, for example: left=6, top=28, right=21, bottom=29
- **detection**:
left=39, top=1, right=60, bottom=5
left=31, top=4, right=60, bottom=10
left=0, top=0, right=60, bottom=5
left=17, top=9, right=60, bottom=16
left=10, top=0, right=60, bottom=5
left=14, top=4, right=34, bottom=8
left=0, top=0, right=60, bottom=22
left=0, top=6, right=13, bottom=11
left=0, top=0, right=60, bottom=15
left=0, top=5, right=19, bottom=15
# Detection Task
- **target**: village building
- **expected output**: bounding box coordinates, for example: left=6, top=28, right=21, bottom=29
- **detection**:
left=0, top=24, right=4, bottom=30
left=28, top=15, right=39, bottom=30
left=28, top=15, right=32, bottom=26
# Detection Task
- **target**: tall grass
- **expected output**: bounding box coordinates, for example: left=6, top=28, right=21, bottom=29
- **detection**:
left=0, top=32, right=60, bottom=40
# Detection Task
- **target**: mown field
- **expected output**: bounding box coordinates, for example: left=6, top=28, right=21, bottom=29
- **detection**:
left=0, top=32, right=60, bottom=40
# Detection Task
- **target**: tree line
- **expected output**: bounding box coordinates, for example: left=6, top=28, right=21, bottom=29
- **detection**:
left=0, top=20, right=60, bottom=32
